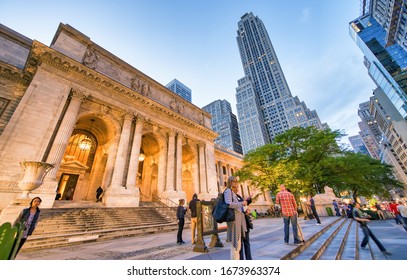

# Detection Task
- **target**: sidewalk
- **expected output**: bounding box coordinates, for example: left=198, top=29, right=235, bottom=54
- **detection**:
left=16, top=216, right=407, bottom=260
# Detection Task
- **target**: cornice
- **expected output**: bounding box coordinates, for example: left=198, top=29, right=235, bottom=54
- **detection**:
left=27, top=42, right=218, bottom=140
left=0, top=62, right=27, bottom=85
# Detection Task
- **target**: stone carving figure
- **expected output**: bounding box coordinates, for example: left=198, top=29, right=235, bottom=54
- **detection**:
left=83, top=48, right=99, bottom=69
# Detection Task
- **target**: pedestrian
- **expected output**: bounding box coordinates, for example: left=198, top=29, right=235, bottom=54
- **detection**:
left=224, top=175, right=248, bottom=260
left=96, top=186, right=104, bottom=202
left=389, top=200, right=402, bottom=225
left=188, top=193, right=200, bottom=244
left=176, top=199, right=187, bottom=245
left=275, top=184, right=302, bottom=245
left=333, top=199, right=341, bottom=216
left=309, top=195, right=321, bottom=225
left=236, top=192, right=252, bottom=260
left=396, top=202, right=407, bottom=232
left=352, top=202, right=391, bottom=255
left=375, top=202, right=385, bottom=220
left=14, top=197, right=42, bottom=256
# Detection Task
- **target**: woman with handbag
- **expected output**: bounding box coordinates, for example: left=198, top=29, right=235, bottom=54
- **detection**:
left=224, top=176, right=248, bottom=260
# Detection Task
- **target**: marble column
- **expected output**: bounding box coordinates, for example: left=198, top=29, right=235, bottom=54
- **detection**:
left=198, top=142, right=207, bottom=196
left=45, top=89, right=88, bottom=181
left=125, top=116, right=144, bottom=206
left=163, top=130, right=177, bottom=198
left=205, top=143, right=217, bottom=197
left=218, top=161, right=224, bottom=191
left=126, top=116, right=144, bottom=189
left=105, top=112, right=136, bottom=207
left=175, top=132, right=184, bottom=198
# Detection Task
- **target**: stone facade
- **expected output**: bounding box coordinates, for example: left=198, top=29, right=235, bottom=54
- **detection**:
left=0, top=23, right=271, bottom=219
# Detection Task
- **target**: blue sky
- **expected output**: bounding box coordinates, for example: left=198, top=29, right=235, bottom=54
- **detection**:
left=1, top=0, right=376, bottom=146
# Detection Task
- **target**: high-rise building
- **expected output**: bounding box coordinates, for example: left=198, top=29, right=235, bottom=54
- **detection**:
left=350, top=1, right=407, bottom=119
left=357, top=101, right=381, bottom=159
left=165, top=79, right=192, bottom=102
left=203, top=99, right=243, bottom=154
left=235, top=12, right=325, bottom=154
left=348, top=134, right=370, bottom=155
left=350, top=1, right=407, bottom=190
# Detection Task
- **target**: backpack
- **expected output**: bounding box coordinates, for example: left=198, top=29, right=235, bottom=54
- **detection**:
left=212, top=190, right=235, bottom=223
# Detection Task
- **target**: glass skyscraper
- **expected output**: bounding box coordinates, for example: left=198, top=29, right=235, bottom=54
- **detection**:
left=349, top=0, right=407, bottom=189
left=235, top=12, right=325, bottom=154
left=203, top=99, right=243, bottom=154
left=165, top=79, right=192, bottom=102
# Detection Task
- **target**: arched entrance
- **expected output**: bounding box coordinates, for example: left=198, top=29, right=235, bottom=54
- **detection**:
left=56, top=116, right=111, bottom=202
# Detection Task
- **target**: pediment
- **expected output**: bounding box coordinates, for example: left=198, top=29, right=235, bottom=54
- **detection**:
left=60, top=160, right=89, bottom=170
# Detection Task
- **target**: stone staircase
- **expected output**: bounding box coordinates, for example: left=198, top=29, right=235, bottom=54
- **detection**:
left=22, top=205, right=183, bottom=251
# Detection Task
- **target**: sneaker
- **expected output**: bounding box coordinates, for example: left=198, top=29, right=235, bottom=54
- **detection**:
left=382, top=251, right=392, bottom=256
left=316, top=223, right=322, bottom=225
left=360, top=246, right=368, bottom=250
left=284, top=242, right=288, bottom=245
left=294, top=242, right=303, bottom=246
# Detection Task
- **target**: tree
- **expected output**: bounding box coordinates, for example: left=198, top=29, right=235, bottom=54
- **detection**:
left=235, top=126, right=403, bottom=202
left=321, top=152, right=401, bottom=201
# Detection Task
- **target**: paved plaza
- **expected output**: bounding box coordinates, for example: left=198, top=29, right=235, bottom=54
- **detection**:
left=16, top=216, right=407, bottom=260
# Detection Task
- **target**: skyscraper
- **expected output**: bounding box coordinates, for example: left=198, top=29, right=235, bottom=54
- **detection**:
left=348, top=134, right=370, bottom=156
left=235, top=12, right=325, bottom=154
left=165, top=79, right=192, bottom=102
left=350, top=1, right=407, bottom=189
left=202, top=99, right=243, bottom=154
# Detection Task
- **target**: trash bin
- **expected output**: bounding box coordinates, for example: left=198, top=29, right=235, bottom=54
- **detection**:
left=326, top=207, right=333, bottom=216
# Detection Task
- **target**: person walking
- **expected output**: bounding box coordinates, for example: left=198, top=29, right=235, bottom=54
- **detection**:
left=96, top=186, right=104, bottom=202
left=176, top=199, right=187, bottom=245
left=375, top=202, right=385, bottom=220
left=309, top=196, right=321, bottom=225
left=396, top=202, right=407, bottom=232
left=275, top=184, right=302, bottom=245
left=389, top=200, right=402, bottom=225
left=333, top=200, right=341, bottom=216
left=224, top=175, right=248, bottom=260
left=352, top=202, right=391, bottom=255
left=188, top=193, right=200, bottom=244
left=14, top=197, right=42, bottom=256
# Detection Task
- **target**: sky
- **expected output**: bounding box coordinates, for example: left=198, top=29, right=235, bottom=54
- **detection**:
left=1, top=0, right=377, bottom=147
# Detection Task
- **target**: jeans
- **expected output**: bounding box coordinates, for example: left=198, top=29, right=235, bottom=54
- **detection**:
left=360, top=224, right=386, bottom=251
left=240, top=231, right=252, bottom=260
left=177, top=218, right=185, bottom=243
left=283, top=215, right=300, bottom=243
left=311, top=206, right=321, bottom=224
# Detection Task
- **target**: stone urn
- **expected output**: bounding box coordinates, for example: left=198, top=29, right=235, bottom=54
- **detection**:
left=18, top=160, right=54, bottom=198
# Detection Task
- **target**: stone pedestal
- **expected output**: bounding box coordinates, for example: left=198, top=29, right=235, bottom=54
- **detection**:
left=104, top=187, right=140, bottom=207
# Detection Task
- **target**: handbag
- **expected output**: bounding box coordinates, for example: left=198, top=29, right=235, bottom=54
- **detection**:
left=212, top=190, right=235, bottom=223
left=245, top=213, right=253, bottom=229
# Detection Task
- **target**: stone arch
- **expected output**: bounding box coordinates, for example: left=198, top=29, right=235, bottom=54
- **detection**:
left=56, top=110, right=121, bottom=202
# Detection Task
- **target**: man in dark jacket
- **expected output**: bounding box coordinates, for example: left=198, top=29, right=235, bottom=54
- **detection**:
left=188, top=194, right=200, bottom=244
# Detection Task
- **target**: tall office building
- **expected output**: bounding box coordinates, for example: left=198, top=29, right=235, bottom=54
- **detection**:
left=350, top=1, right=407, bottom=190
left=165, top=79, right=192, bottom=102
left=203, top=99, right=243, bottom=154
left=235, top=12, right=325, bottom=154
left=357, top=101, right=381, bottom=159
left=348, top=134, right=370, bottom=156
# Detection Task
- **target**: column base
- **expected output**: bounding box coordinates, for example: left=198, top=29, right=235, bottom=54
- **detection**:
left=104, top=186, right=140, bottom=207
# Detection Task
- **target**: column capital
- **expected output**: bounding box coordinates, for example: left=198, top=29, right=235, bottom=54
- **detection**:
left=167, top=129, right=177, bottom=137
left=70, top=88, right=89, bottom=102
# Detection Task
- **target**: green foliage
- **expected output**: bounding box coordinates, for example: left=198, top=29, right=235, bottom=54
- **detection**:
left=236, top=126, right=403, bottom=201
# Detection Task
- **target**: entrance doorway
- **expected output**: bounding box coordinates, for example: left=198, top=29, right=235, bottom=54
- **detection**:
left=57, top=173, right=79, bottom=200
